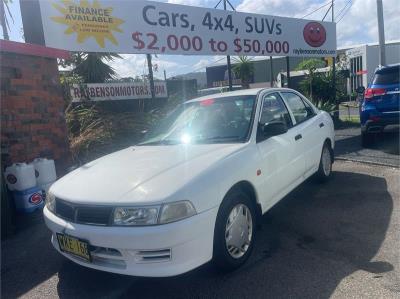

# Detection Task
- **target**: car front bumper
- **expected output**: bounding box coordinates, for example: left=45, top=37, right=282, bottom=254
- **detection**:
left=43, top=205, right=218, bottom=277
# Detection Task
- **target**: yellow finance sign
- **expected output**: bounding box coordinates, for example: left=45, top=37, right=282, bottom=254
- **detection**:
left=51, top=0, right=124, bottom=48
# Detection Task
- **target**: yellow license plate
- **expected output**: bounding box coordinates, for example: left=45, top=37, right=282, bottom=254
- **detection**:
left=56, top=233, right=91, bottom=262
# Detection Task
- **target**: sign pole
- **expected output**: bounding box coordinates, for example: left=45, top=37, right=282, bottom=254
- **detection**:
left=223, top=0, right=233, bottom=91
left=286, top=56, right=290, bottom=88
left=147, top=54, right=155, bottom=100
left=269, top=56, right=274, bottom=87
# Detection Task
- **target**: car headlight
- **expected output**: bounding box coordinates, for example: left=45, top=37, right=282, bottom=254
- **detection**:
left=113, top=206, right=159, bottom=226
left=159, top=201, right=196, bottom=224
left=112, top=201, right=196, bottom=226
left=46, top=192, right=56, bottom=213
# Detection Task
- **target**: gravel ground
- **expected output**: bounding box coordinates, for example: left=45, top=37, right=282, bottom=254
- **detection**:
left=1, top=161, right=400, bottom=299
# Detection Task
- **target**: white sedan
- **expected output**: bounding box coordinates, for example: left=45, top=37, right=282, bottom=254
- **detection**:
left=44, top=88, right=334, bottom=277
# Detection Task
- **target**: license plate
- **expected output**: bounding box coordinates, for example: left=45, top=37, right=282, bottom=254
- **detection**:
left=56, top=233, right=91, bottom=262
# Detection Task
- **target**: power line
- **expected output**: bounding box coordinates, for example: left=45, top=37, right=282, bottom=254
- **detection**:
left=301, top=1, right=333, bottom=19
left=336, top=0, right=352, bottom=21
left=337, top=1, right=353, bottom=23
left=322, top=4, right=332, bottom=21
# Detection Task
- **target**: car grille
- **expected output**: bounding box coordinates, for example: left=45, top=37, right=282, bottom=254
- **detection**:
left=55, top=199, right=113, bottom=226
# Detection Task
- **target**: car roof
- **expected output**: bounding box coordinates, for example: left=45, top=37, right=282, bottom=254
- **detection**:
left=186, top=88, right=297, bottom=103
left=376, top=64, right=400, bottom=73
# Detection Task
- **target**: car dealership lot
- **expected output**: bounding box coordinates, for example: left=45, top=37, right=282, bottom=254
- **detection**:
left=2, top=160, right=399, bottom=299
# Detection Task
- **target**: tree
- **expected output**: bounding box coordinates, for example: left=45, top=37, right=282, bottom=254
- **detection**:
left=295, top=58, right=346, bottom=108
left=60, top=52, right=122, bottom=83
left=0, top=0, right=13, bottom=40
left=295, top=59, right=325, bottom=73
left=233, top=56, right=254, bottom=89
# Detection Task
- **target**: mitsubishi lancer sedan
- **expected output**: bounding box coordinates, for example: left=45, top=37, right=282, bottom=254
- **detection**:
left=44, top=88, right=335, bottom=277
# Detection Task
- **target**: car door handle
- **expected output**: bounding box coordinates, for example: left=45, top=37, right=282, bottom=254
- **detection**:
left=295, top=134, right=302, bottom=141
left=319, top=122, right=325, bottom=128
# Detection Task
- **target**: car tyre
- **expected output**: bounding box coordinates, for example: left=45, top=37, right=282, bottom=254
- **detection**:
left=213, top=190, right=256, bottom=272
left=316, top=142, right=333, bottom=182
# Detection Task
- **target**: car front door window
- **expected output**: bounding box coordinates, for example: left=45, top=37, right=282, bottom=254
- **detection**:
left=281, top=92, right=313, bottom=125
left=258, top=93, right=292, bottom=142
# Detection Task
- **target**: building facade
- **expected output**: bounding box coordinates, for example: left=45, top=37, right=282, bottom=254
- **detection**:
left=346, top=41, right=400, bottom=94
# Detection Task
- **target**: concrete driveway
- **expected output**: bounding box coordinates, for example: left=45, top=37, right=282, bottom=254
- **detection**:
left=2, top=160, right=399, bottom=299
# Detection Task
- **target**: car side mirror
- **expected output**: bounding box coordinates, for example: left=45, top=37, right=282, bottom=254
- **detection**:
left=262, top=121, right=288, bottom=137
left=356, top=86, right=365, bottom=94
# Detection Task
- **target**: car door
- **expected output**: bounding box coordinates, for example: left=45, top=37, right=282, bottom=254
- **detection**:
left=256, top=92, right=305, bottom=208
left=280, top=91, right=322, bottom=177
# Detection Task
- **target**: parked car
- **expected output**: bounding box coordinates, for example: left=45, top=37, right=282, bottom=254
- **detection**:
left=358, top=64, right=400, bottom=146
left=44, top=88, right=335, bottom=277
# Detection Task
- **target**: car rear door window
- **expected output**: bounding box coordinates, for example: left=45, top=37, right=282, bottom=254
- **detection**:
left=281, top=92, right=313, bottom=125
left=260, top=93, right=292, bottom=128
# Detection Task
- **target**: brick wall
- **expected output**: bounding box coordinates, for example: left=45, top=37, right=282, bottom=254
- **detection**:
left=1, top=50, right=70, bottom=170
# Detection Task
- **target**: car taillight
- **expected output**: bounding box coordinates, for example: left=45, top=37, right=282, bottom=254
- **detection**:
left=364, top=88, right=386, bottom=100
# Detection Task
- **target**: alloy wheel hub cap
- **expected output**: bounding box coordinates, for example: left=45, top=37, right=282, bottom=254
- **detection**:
left=322, top=147, right=331, bottom=176
left=225, top=204, right=253, bottom=259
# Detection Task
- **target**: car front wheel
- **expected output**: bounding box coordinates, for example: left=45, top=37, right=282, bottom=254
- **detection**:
left=213, top=190, right=256, bottom=271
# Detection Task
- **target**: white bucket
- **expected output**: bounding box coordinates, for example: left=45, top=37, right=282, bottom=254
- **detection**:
left=4, top=163, right=36, bottom=191
left=31, top=158, right=57, bottom=186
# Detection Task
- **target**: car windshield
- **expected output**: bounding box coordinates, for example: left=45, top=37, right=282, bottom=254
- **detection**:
left=138, top=95, right=256, bottom=145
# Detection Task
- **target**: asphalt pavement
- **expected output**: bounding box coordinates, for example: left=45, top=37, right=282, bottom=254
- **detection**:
left=335, top=126, right=399, bottom=167
left=2, top=160, right=399, bottom=299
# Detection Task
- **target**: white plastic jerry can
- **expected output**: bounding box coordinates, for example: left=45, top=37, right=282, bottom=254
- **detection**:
left=31, top=158, right=57, bottom=188
left=4, top=163, right=37, bottom=191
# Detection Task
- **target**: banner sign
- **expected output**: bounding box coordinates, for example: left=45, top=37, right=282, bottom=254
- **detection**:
left=70, top=81, right=168, bottom=102
left=38, top=0, right=336, bottom=57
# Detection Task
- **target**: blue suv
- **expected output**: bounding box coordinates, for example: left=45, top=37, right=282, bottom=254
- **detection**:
left=359, top=64, right=400, bottom=146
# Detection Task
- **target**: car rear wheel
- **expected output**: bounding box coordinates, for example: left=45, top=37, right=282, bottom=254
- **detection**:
left=213, top=190, right=256, bottom=271
left=316, top=142, right=333, bottom=182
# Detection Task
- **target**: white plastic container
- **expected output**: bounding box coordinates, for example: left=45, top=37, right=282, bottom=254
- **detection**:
left=4, top=163, right=36, bottom=191
left=31, top=158, right=57, bottom=186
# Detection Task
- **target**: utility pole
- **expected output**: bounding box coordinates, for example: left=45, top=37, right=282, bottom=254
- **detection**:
left=269, top=56, right=274, bottom=87
left=163, top=69, right=167, bottom=81
left=147, top=54, right=155, bottom=99
left=377, top=0, right=386, bottom=66
left=0, top=0, right=9, bottom=40
left=332, top=0, right=338, bottom=121
left=223, top=0, right=233, bottom=91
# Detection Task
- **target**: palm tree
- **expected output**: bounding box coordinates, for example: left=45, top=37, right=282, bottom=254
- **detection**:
left=72, top=52, right=122, bottom=83
left=233, top=56, right=254, bottom=89
left=0, top=0, right=13, bottom=40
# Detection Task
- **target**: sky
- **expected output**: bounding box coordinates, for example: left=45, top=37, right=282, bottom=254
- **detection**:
left=5, top=0, right=400, bottom=79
